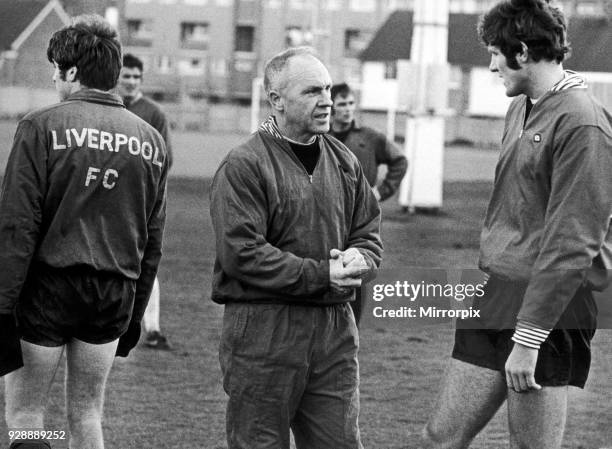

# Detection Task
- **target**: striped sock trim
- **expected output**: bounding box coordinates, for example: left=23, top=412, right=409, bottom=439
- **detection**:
left=512, top=323, right=552, bottom=350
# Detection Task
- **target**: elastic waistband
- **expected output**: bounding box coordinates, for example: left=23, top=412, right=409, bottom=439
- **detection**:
left=30, top=261, right=128, bottom=280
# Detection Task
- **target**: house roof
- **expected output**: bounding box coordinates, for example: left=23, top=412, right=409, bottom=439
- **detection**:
left=359, top=10, right=414, bottom=62
left=0, top=0, right=69, bottom=52
left=360, top=10, right=612, bottom=73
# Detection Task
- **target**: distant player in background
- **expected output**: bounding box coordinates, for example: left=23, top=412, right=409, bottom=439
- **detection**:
left=0, top=15, right=168, bottom=449
left=423, top=1, right=612, bottom=448
left=118, top=53, right=173, bottom=350
left=330, top=83, right=407, bottom=202
left=330, top=82, right=407, bottom=325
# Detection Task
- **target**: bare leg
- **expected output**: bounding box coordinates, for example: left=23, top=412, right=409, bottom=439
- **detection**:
left=422, top=359, right=507, bottom=449
left=4, top=341, right=64, bottom=430
left=65, top=338, right=118, bottom=449
left=142, top=277, right=160, bottom=333
left=507, top=387, right=568, bottom=449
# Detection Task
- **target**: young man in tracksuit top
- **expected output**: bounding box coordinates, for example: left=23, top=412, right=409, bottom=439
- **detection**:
left=0, top=15, right=168, bottom=449
left=210, top=47, right=383, bottom=448
left=118, top=53, right=173, bottom=350
left=423, top=1, right=612, bottom=448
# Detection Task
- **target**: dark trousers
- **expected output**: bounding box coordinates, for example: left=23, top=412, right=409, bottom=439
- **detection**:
left=219, top=302, right=363, bottom=449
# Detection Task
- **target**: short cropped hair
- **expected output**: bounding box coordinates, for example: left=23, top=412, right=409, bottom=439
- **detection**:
left=47, top=14, right=122, bottom=90
left=123, top=53, right=144, bottom=72
left=331, top=83, right=353, bottom=102
left=478, top=0, right=570, bottom=70
left=263, top=46, right=320, bottom=94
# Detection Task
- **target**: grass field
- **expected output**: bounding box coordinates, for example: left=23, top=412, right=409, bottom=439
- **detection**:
left=0, top=119, right=501, bottom=181
left=0, top=177, right=610, bottom=449
left=0, top=119, right=611, bottom=448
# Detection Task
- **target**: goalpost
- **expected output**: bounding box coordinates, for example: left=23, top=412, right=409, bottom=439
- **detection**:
left=250, top=77, right=265, bottom=133
left=398, top=0, right=449, bottom=212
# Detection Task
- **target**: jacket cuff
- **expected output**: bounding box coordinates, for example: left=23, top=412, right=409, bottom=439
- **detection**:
left=317, top=259, right=331, bottom=290
left=376, top=184, right=392, bottom=201
left=512, top=320, right=552, bottom=349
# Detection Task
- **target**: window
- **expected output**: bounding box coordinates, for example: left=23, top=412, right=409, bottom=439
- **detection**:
left=234, top=57, right=255, bottom=73
left=576, top=0, right=605, bottom=15
left=384, top=61, right=397, bottom=80
left=344, top=29, right=372, bottom=56
left=285, top=26, right=313, bottom=48
left=449, top=0, right=490, bottom=13
left=266, top=0, right=282, bottom=7
left=127, top=19, right=153, bottom=46
left=211, top=58, right=227, bottom=77
left=235, top=25, right=255, bottom=52
left=289, top=0, right=307, bottom=9
left=178, top=58, right=206, bottom=76
left=349, top=0, right=375, bottom=12
left=156, top=55, right=173, bottom=74
left=324, top=0, right=342, bottom=10
left=448, top=65, right=462, bottom=90
left=181, top=22, right=209, bottom=49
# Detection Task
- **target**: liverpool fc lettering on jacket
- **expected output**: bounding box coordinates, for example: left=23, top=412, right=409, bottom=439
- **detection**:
left=50, top=128, right=164, bottom=167
left=0, top=89, right=169, bottom=315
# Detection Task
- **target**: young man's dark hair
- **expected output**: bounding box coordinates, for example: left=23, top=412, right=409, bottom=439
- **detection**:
left=330, top=82, right=352, bottom=102
left=478, top=0, right=570, bottom=70
left=123, top=53, right=144, bottom=73
left=47, top=14, right=122, bottom=91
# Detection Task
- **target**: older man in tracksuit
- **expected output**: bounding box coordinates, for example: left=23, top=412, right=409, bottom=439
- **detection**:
left=210, top=47, right=383, bottom=449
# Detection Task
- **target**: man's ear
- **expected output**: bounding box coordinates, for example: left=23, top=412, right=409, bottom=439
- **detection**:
left=268, top=90, right=284, bottom=112
left=517, top=41, right=529, bottom=64
left=65, top=66, right=78, bottom=82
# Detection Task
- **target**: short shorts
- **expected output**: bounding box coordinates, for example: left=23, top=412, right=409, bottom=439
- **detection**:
left=452, top=276, right=597, bottom=388
left=16, top=263, right=136, bottom=347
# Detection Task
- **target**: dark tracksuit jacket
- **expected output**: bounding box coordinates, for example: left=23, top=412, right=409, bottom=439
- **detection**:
left=0, top=89, right=168, bottom=371
left=210, top=119, right=382, bottom=443
left=330, top=121, right=407, bottom=201
left=125, top=95, right=173, bottom=169
left=479, top=76, right=612, bottom=344
left=210, top=121, right=383, bottom=305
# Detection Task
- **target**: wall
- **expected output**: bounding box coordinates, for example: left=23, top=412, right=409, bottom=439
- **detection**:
left=124, top=0, right=233, bottom=97
left=0, top=87, right=58, bottom=117
left=10, top=11, right=66, bottom=89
